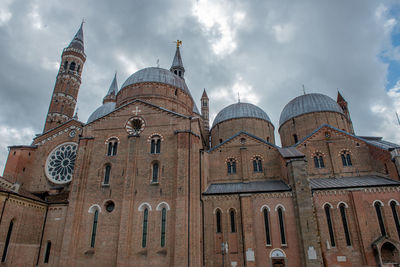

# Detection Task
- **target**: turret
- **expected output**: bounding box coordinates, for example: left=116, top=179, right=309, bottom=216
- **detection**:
left=337, top=91, right=354, bottom=134
left=103, top=73, right=118, bottom=104
left=170, top=40, right=185, bottom=78
left=201, top=89, right=209, bottom=133
left=43, top=22, right=86, bottom=132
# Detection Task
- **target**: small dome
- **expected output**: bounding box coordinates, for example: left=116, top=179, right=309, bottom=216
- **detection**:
left=279, top=93, right=344, bottom=126
left=87, top=102, right=116, bottom=123
left=212, top=102, right=272, bottom=128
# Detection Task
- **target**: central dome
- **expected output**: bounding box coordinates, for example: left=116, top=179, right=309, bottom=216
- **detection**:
left=279, top=93, right=344, bottom=126
left=121, top=67, right=190, bottom=94
left=212, top=102, right=271, bottom=128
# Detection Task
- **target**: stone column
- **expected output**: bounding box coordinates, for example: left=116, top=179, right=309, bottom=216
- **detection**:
left=286, top=158, right=323, bottom=267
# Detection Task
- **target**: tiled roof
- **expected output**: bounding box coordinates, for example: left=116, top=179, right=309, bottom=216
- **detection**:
left=203, top=180, right=290, bottom=195
left=310, top=175, right=400, bottom=190
left=278, top=147, right=305, bottom=159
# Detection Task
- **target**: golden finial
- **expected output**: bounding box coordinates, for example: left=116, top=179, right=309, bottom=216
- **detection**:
left=175, top=40, right=182, bottom=48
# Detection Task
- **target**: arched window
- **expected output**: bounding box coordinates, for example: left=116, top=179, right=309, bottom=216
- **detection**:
left=69, top=62, right=76, bottom=71
left=44, top=241, right=51, bottom=263
left=293, top=134, right=298, bottom=143
left=324, top=204, right=335, bottom=247
left=152, top=163, right=159, bottom=183
left=314, top=154, right=325, bottom=168
left=390, top=201, right=400, bottom=240
left=63, top=61, right=68, bottom=70
left=104, top=165, right=111, bottom=185
left=1, top=220, right=13, bottom=262
left=107, top=139, right=118, bottom=156
left=161, top=208, right=167, bottom=247
left=253, top=157, right=262, bottom=172
left=90, top=210, right=99, bottom=248
left=341, top=151, right=352, bottom=167
left=263, top=208, right=271, bottom=245
left=277, top=207, right=286, bottom=245
left=230, top=210, right=236, bottom=233
left=227, top=158, right=236, bottom=174
left=374, top=201, right=386, bottom=236
left=142, top=208, right=149, bottom=248
left=339, top=204, right=351, bottom=246
left=216, top=210, right=222, bottom=233
left=150, top=136, right=161, bottom=154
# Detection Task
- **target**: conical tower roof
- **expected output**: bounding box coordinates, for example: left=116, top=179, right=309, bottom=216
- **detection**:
left=103, top=73, right=118, bottom=104
left=68, top=22, right=84, bottom=52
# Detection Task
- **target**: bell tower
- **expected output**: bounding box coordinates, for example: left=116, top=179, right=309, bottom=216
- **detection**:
left=170, top=40, right=185, bottom=78
left=43, top=22, right=86, bottom=132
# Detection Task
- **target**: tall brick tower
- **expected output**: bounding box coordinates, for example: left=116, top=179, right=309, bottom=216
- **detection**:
left=337, top=91, right=354, bottom=134
left=43, top=22, right=86, bottom=132
left=201, top=88, right=209, bottom=132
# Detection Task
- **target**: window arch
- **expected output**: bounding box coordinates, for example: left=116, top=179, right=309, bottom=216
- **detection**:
left=374, top=201, right=386, bottom=236
left=340, top=151, right=352, bottom=167
left=339, top=203, right=351, bottom=246
left=142, top=208, right=149, bottom=248
left=253, top=156, right=263, bottom=172
left=324, top=204, right=335, bottom=247
left=277, top=207, right=286, bottom=245
left=69, top=62, right=76, bottom=71
left=107, top=138, right=118, bottom=156
left=160, top=207, right=167, bottom=247
left=1, top=220, right=14, bottom=262
left=63, top=61, right=68, bottom=70
left=44, top=241, right=51, bottom=263
left=313, top=153, right=325, bottom=169
left=227, top=158, right=236, bottom=174
left=104, top=165, right=111, bottom=185
left=263, top=207, right=271, bottom=245
left=90, top=210, right=99, bottom=248
left=152, top=162, right=159, bottom=183
left=150, top=135, right=161, bottom=154
left=216, top=209, right=222, bottom=233
left=229, top=209, right=236, bottom=233
left=390, top=200, right=400, bottom=240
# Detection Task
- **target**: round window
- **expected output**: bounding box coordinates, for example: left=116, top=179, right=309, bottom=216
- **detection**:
left=45, top=142, right=78, bottom=184
left=125, top=116, right=145, bottom=136
left=105, top=201, right=115, bottom=212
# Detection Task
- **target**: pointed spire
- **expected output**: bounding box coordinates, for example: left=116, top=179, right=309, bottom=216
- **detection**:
left=201, top=88, right=208, bottom=99
left=68, top=21, right=84, bottom=52
left=337, top=90, right=346, bottom=103
left=170, top=40, right=185, bottom=78
left=103, top=73, right=119, bottom=104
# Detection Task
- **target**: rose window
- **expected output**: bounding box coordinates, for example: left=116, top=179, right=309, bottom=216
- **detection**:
left=45, top=142, right=78, bottom=184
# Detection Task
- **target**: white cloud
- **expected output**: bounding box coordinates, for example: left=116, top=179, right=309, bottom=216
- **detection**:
left=29, top=5, right=43, bottom=30
left=0, top=0, right=13, bottom=26
left=210, top=76, right=259, bottom=104
left=272, top=24, right=296, bottom=44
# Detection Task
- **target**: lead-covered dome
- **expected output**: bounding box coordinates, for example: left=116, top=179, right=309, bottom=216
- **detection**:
left=212, top=102, right=271, bottom=128
left=87, top=102, right=116, bottom=124
left=279, top=93, right=344, bottom=126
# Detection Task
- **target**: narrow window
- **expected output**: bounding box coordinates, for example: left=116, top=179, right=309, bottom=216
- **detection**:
left=341, top=151, right=352, bottom=167
left=70, top=62, right=76, bottom=71
left=151, top=140, right=155, bottom=153
left=1, top=220, right=13, bottom=262
left=202, top=101, right=207, bottom=107
left=152, top=163, right=159, bottom=183
left=151, top=137, right=161, bottom=154
left=44, top=241, right=51, bottom=263
left=112, top=142, right=118, bottom=156
left=161, top=208, right=166, bottom=247
left=324, top=205, right=335, bottom=247
left=142, top=208, right=148, bottom=248
left=107, top=142, right=113, bottom=156
left=156, top=139, right=161, bottom=154
left=253, top=157, right=263, bottom=172
left=375, top=202, right=386, bottom=236
left=390, top=201, right=400, bottom=240
left=293, top=134, right=298, bottom=143
left=174, top=70, right=177, bottom=75
left=314, top=154, right=325, bottom=168
left=63, top=61, right=68, bottom=70
left=90, top=210, right=98, bottom=248
left=263, top=208, right=271, bottom=245
left=230, top=210, right=236, bottom=233
left=104, top=165, right=111, bottom=185
left=339, top=204, right=351, bottom=246
left=216, top=210, right=222, bottom=233
left=227, top=159, right=236, bottom=174
left=277, top=207, right=286, bottom=245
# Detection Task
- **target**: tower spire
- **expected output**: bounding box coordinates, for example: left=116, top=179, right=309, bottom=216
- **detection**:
left=68, top=21, right=84, bottom=52
left=170, top=40, right=185, bottom=78
left=103, top=73, right=119, bottom=104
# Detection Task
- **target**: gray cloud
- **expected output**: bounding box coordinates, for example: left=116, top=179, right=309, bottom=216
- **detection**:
left=0, top=0, right=399, bottom=173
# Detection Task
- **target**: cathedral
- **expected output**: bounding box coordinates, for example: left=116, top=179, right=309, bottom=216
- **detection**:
left=1, top=23, right=400, bottom=267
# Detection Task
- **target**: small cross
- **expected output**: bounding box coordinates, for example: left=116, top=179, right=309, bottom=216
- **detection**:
left=132, top=106, right=141, bottom=116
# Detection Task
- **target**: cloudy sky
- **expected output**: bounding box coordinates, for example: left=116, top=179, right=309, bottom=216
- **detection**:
left=0, top=0, right=400, bottom=174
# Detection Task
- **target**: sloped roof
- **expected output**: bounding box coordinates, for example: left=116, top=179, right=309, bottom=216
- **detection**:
left=203, top=180, right=290, bottom=195
left=310, top=175, right=400, bottom=190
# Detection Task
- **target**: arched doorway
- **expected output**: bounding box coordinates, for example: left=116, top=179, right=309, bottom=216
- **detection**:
left=381, top=242, right=400, bottom=265
left=270, top=249, right=286, bottom=267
